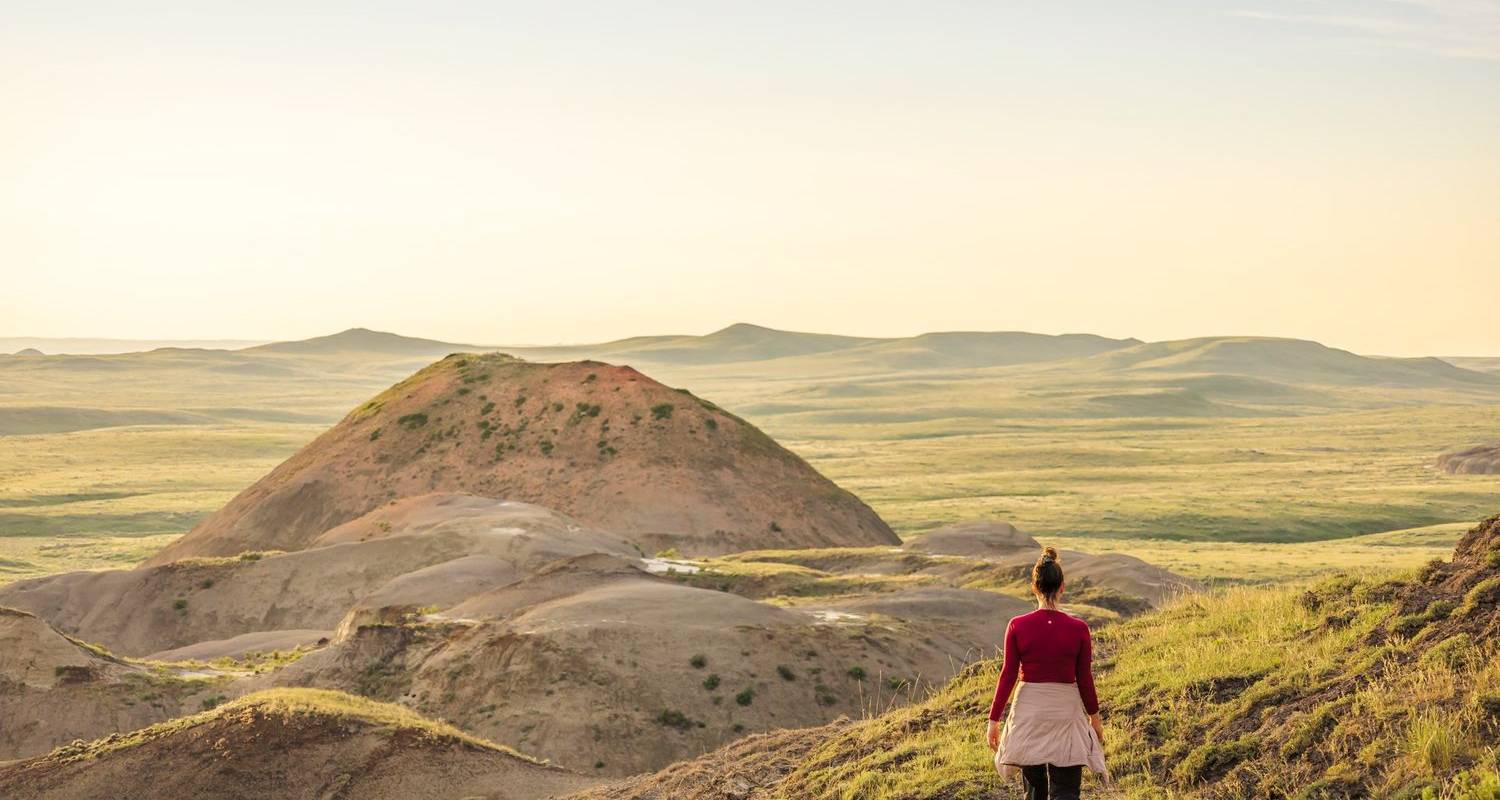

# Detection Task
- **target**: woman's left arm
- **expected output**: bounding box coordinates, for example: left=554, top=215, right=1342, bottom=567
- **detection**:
left=1077, top=623, right=1103, bottom=743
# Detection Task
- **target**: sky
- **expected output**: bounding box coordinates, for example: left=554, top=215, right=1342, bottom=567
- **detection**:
left=3, top=1, right=1498, bottom=355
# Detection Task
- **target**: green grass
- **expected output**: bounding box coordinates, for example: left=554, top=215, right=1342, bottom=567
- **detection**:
left=771, top=570, right=1500, bottom=800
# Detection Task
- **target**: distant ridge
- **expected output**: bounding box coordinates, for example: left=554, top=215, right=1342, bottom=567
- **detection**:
left=1082, top=336, right=1500, bottom=388
left=248, top=327, right=484, bottom=356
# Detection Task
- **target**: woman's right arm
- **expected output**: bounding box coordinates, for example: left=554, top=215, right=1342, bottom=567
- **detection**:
left=985, top=620, right=1021, bottom=750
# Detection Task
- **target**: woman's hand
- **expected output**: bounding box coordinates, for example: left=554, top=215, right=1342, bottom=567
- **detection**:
left=1089, top=713, right=1104, bottom=745
left=986, top=720, right=1000, bottom=752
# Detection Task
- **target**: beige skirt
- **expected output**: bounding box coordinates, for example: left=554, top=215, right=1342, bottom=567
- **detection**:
left=994, top=682, right=1108, bottom=781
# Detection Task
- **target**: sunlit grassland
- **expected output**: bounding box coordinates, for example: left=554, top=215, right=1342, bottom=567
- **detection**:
left=1, top=357, right=1497, bottom=587
left=783, top=405, right=1500, bottom=546
left=0, top=424, right=318, bottom=582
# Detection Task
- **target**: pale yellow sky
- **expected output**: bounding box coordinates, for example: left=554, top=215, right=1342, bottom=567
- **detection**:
left=4, top=2, right=1498, bottom=355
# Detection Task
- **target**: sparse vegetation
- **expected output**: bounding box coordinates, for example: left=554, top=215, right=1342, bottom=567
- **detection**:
left=397, top=413, right=428, bottom=430
left=650, top=403, right=674, bottom=420
left=703, top=674, right=720, bottom=691
left=656, top=709, right=695, bottom=731
left=777, top=664, right=797, bottom=681
left=735, top=687, right=755, bottom=706
left=689, top=654, right=707, bottom=669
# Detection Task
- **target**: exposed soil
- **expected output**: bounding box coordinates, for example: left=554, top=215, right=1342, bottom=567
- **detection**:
left=148, top=354, right=897, bottom=564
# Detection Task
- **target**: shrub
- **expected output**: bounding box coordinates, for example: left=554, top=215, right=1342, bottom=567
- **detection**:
left=199, top=578, right=214, bottom=590
left=1405, top=710, right=1467, bottom=774
left=690, top=654, right=707, bottom=669
left=651, top=403, right=674, bottom=420
left=735, top=687, right=755, bottom=706
left=656, top=709, right=694, bottom=731
left=397, top=413, right=428, bottom=430
left=769, top=521, right=783, bottom=533
left=539, top=440, right=554, bottom=456
left=814, top=684, right=837, bottom=706
left=1459, top=576, right=1500, bottom=616
left=887, top=677, right=911, bottom=691
left=368, top=429, right=381, bottom=441
left=703, top=674, right=721, bottom=691
left=777, top=665, right=797, bottom=681
left=847, top=666, right=866, bottom=681
left=705, top=418, right=718, bottom=430
left=1421, top=633, right=1476, bottom=668
left=172, top=598, right=188, bottom=613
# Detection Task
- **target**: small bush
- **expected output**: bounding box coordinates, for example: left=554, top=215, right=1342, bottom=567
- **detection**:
left=1459, top=576, right=1500, bottom=616
left=656, top=709, right=694, bottom=731
left=887, top=677, right=911, bottom=691
left=199, top=578, right=214, bottom=590
left=705, top=418, right=718, bottom=430
left=847, top=666, right=866, bottom=681
left=397, top=413, right=428, bottom=430
left=769, top=521, right=783, bottom=533
left=651, top=403, right=674, bottom=420
left=690, top=654, right=707, bottom=669
left=777, top=665, right=797, bottom=681
left=703, top=674, right=720, bottom=691
left=814, top=684, right=837, bottom=706
left=1421, top=633, right=1476, bottom=668
left=368, top=429, right=381, bottom=441
left=735, top=687, right=755, bottom=706
left=539, top=440, right=554, bottom=456
left=172, top=598, right=188, bottom=613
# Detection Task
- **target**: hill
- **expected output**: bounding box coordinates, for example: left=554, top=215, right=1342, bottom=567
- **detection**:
left=0, top=689, right=593, bottom=800
left=568, top=514, right=1500, bottom=799
left=1438, top=443, right=1500, bottom=475
left=1082, top=336, right=1500, bottom=389
left=247, top=327, right=484, bottom=356
left=146, top=353, right=896, bottom=564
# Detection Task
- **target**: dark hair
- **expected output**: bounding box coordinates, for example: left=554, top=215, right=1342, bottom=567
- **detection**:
left=1032, top=546, right=1064, bottom=603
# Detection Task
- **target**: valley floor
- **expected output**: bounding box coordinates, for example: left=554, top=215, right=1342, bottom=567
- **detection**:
left=4, top=404, right=1497, bottom=586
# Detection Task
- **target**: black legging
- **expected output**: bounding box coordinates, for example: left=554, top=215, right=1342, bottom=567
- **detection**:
left=1021, top=764, right=1082, bottom=800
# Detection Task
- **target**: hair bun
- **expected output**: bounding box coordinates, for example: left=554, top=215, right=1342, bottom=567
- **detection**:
left=1041, top=546, right=1059, bottom=563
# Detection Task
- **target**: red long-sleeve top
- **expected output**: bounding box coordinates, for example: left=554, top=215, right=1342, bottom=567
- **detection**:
left=987, top=609, right=1098, bottom=721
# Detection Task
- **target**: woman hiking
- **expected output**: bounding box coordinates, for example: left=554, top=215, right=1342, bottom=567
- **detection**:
left=985, top=547, right=1107, bottom=799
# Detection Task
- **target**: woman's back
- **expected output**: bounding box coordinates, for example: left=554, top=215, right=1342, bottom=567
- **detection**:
left=988, top=609, right=1098, bottom=721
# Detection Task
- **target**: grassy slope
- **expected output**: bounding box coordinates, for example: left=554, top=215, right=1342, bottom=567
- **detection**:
left=768, top=524, right=1500, bottom=800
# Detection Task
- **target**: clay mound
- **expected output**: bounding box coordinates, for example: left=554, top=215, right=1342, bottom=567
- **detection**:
left=148, top=354, right=896, bottom=564
left=904, top=520, right=1040, bottom=556
left=562, top=721, right=850, bottom=800
left=273, top=554, right=974, bottom=777
left=0, top=689, right=594, bottom=800
left=1062, top=551, right=1200, bottom=607
left=0, top=608, right=192, bottom=763
left=0, top=607, right=121, bottom=688
left=0, top=497, right=637, bottom=656
left=797, top=587, right=1031, bottom=656
left=1437, top=443, right=1500, bottom=474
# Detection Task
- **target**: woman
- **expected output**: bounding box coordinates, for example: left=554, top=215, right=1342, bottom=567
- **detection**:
left=985, top=546, right=1107, bottom=800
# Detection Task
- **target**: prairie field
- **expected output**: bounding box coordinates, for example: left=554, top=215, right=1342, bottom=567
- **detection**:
left=2, top=392, right=1496, bottom=585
